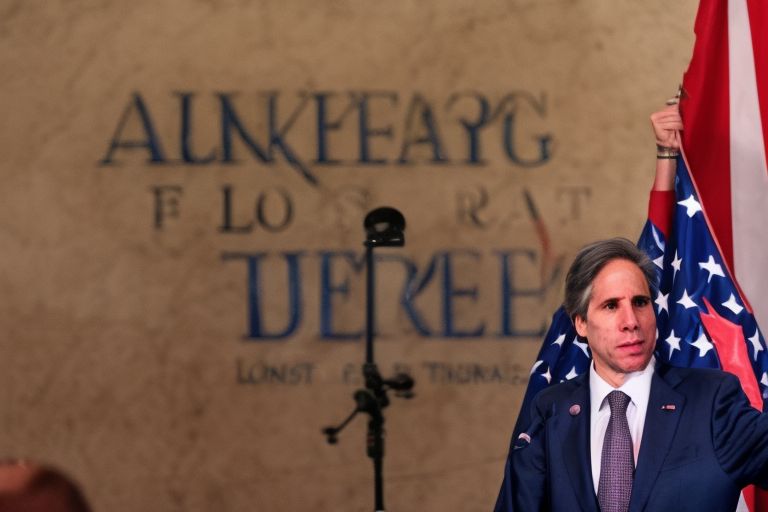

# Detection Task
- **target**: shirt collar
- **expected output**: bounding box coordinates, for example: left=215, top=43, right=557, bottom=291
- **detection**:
left=589, top=355, right=655, bottom=412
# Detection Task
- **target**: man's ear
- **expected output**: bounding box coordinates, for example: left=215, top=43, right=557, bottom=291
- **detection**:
left=574, top=315, right=588, bottom=338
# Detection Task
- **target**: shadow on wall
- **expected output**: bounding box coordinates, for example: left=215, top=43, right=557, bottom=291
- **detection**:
left=0, top=461, right=91, bottom=512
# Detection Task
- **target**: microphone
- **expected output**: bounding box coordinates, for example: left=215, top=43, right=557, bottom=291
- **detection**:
left=513, top=410, right=550, bottom=450
left=364, top=207, right=405, bottom=247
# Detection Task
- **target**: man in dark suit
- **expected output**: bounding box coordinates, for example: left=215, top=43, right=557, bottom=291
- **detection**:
left=496, top=236, right=768, bottom=511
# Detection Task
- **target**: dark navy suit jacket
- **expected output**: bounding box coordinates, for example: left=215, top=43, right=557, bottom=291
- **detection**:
left=494, top=364, right=768, bottom=511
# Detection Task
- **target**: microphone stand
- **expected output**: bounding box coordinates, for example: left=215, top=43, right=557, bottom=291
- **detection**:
left=323, top=207, right=415, bottom=512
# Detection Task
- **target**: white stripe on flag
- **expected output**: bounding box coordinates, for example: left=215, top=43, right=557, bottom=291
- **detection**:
left=729, top=0, right=768, bottom=331
left=737, top=493, right=749, bottom=512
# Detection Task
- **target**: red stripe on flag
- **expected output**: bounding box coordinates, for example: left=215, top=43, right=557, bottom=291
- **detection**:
left=702, top=297, right=762, bottom=410
left=747, top=0, right=768, bottom=170
left=681, top=0, right=734, bottom=270
left=647, top=190, right=675, bottom=240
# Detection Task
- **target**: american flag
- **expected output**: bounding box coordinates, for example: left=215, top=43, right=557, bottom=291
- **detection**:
left=681, top=0, right=768, bottom=338
left=640, top=156, right=767, bottom=399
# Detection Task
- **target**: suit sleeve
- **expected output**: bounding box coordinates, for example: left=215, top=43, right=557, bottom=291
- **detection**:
left=712, top=373, right=768, bottom=488
left=494, top=394, right=548, bottom=511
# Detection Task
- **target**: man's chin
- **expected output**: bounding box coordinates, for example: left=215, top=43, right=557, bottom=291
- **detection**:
left=620, top=354, right=653, bottom=373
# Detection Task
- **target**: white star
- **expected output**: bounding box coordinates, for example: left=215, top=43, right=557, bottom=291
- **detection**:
left=698, top=255, right=725, bottom=283
left=749, top=329, right=763, bottom=361
left=573, top=338, right=590, bottom=358
left=762, top=372, right=768, bottom=388
left=665, top=330, right=681, bottom=358
left=652, top=225, right=665, bottom=252
left=671, top=251, right=682, bottom=280
left=653, top=255, right=664, bottom=269
left=722, top=294, right=744, bottom=315
left=530, top=360, right=543, bottom=375
left=655, top=292, right=669, bottom=314
left=677, top=289, right=698, bottom=310
left=678, top=194, right=703, bottom=217
left=564, top=367, right=579, bottom=380
left=541, top=368, right=552, bottom=384
left=691, top=331, right=714, bottom=357
left=552, top=333, right=566, bottom=347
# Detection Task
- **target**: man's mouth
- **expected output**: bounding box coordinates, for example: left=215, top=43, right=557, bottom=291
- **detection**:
left=618, top=340, right=644, bottom=349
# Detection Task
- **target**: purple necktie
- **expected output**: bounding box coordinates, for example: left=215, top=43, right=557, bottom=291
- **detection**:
left=598, top=390, right=633, bottom=512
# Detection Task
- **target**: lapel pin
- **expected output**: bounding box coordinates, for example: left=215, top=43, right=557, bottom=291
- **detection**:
left=569, top=404, right=581, bottom=416
left=661, top=404, right=676, bottom=411
left=517, top=433, right=531, bottom=443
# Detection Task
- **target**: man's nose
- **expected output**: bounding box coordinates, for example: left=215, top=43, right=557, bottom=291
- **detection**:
left=619, top=305, right=640, bottom=330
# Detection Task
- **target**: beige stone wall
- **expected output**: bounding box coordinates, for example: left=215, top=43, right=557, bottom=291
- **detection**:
left=0, top=1, right=698, bottom=510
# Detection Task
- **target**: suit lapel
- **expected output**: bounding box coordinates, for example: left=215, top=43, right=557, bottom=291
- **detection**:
left=628, top=367, right=685, bottom=512
left=561, top=375, right=600, bottom=512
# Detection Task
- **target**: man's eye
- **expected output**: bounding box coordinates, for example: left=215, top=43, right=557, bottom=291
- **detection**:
left=604, top=302, right=617, bottom=310
left=633, top=297, right=650, bottom=307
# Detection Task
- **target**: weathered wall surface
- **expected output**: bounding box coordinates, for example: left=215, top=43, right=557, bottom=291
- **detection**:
left=0, top=1, right=697, bottom=510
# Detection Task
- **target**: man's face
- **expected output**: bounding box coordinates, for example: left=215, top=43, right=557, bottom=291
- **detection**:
left=573, top=258, right=656, bottom=387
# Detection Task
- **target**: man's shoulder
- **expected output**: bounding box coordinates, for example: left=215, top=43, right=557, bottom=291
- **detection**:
left=531, top=373, right=586, bottom=406
left=657, top=363, right=740, bottom=390
left=658, top=363, right=735, bottom=380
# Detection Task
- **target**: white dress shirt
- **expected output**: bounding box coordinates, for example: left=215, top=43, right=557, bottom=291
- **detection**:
left=589, top=356, right=655, bottom=493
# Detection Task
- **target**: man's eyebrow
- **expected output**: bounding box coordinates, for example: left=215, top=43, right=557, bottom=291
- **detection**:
left=598, top=294, right=651, bottom=304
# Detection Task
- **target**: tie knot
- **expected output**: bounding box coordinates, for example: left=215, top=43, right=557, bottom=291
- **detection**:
left=607, top=390, right=631, bottom=414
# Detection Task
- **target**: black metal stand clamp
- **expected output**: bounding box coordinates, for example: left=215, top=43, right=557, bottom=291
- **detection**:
left=323, top=207, right=415, bottom=512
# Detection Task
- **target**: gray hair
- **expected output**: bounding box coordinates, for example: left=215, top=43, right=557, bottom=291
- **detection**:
left=564, top=237, right=657, bottom=321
